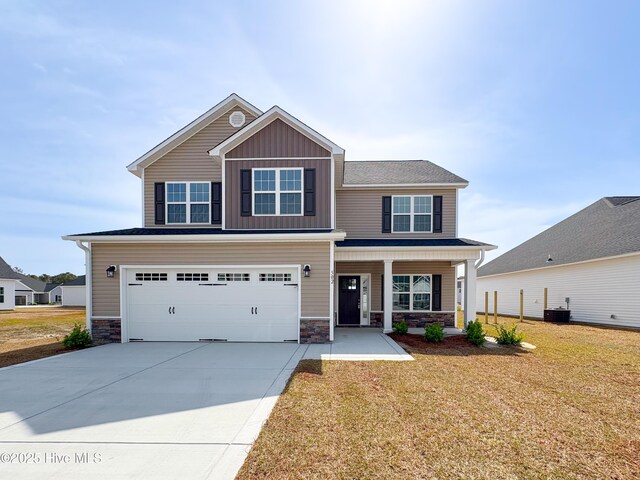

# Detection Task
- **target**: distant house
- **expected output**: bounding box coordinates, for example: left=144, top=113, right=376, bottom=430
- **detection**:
left=0, top=256, right=20, bottom=311
left=15, top=274, right=49, bottom=305
left=61, top=275, right=86, bottom=306
left=477, top=197, right=640, bottom=328
left=47, top=284, right=63, bottom=303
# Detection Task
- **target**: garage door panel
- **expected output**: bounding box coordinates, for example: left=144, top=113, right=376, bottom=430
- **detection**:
left=126, top=267, right=299, bottom=342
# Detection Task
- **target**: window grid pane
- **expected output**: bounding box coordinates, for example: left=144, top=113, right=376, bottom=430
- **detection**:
left=190, top=183, right=210, bottom=202
left=413, top=293, right=431, bottom=311
left=190, top=204, right=209, bottom=223
left=255, top=193, right=276, bottom=214
left=414, top=215, right=431, bottom=232
left=414, top=196, right=431, bottom=214
left=413, top=275, right=431, bottom=293
left=393, top=215, right=410, bottom=232
left=392, top=275, right=410, bottom=292
left=280, top=169, right=302, bottom=191
left=167, top=183, right=186, bottom=203
left=393, top=293, right=410, bottom=310
left=393, top=196, right=411, bottom=213
left=167, top=204, right=186, bottom=223
left=254, top=170, right=276, bottom=192
left=280, top=193, right=301, bottom=214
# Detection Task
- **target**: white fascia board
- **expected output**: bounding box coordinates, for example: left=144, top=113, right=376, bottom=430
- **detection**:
left=126, top=94, right=263, bottom=176
left=478, top=251, right=640, bottom=279
left=209, top=106, right=345, bottom=157
left=61, top=231, right=347, bottom=243
left=341, top=183, right=469, bottom=188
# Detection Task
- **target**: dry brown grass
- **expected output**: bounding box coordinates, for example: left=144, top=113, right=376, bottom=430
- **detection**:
left=239, top=318, right=640, bottom=480
left=0, top=307, right=85, bottom=367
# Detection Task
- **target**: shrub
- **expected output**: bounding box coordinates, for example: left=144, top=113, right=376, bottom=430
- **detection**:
left=392, top=321, right=409, bottom=334
left=495, top=323, right=524, bottom=345
left=63, top=323, right=92, bottom=348
left=466, top=320, right=486, bottom=346
left=424, top=323, right=444, bottom=343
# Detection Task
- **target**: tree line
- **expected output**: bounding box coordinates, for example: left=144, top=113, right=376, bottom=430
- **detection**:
left=12, top=267, right=77, bottom=285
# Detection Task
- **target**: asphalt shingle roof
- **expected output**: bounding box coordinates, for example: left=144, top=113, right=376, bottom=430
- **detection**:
left=66, top=228, right=333, bottom=236
left=16, top=273, right=47, bottom=293
left=0, top=256, right=20, bottom=280
left=45, top=283, right=61, bottom=292
left=63, top=276, right=86, bottom=286
left=342, top=160, right=468, bottom=185
left=479, top=197, right=640, bottom=277
left=336, top=238, right=492, bottom=248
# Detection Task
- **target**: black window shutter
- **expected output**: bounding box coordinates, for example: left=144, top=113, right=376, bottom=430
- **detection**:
left=432, top=274, right=442, bottom=311
left=154, top=183, right=165, bottom=225
left=382, top=196, right=392, bottom=233
left=433, top=195, right=443, bottom=233
left=211, top=182, right=222, bottom=224
left=240, top=170, right=252, bottom=217
left=304, top=168, right=316, bottom=216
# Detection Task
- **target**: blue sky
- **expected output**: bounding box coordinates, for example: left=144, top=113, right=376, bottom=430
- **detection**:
left=1, top=0, right=639, bottom=275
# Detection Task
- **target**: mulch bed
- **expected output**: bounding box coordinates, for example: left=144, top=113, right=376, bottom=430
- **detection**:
left=389, top=332, right=473, bottom=351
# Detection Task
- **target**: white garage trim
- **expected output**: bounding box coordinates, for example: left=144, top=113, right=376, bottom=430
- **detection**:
left=119, top=264, right=302, bottom=343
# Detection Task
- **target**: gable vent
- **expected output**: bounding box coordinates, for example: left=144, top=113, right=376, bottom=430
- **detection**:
left=229, top=111, right=246, bottom=128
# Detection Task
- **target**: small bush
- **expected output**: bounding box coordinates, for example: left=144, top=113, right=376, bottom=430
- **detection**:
left=495, top=323, right=524, bottom=345
left=63, top=323, right=92, bottom=348
left=424, top=323, right=444, bottom=343
left=466, top=320, right=486, bottom=346
left=392, top=321, right=409, bottom=334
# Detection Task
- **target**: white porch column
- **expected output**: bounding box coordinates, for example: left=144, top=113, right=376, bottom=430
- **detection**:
left=463, top=259, right=477, bottom=328
left=383, top=260, right=393, bottom=333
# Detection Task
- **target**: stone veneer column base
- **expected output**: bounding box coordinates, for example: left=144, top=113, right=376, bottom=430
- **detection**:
left=299, top=318, right=330, bottom=344
left=369, top=312, right=384, bottom=328
left=91, top=318, right=121, bottom=344
left=391, top=312, right=455, bottom=328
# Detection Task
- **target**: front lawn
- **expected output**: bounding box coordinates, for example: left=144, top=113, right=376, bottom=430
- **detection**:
left=0, top=307, right=86, bottom=367
left=238, top=318, right=640, bottom=479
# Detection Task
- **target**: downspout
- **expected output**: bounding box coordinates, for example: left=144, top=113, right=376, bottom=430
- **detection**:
left=74, top=240, right=92, bottom=333
left=475, top=249, right=485, bottom=269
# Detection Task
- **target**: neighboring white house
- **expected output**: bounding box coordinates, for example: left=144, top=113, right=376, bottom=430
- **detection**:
left=0, top=256, right=20, bottom=311
left=48, top=284, right=63, bottom=303
left=477, top=197, right=640, bottom=329
left=61, top=275, right=86, bottom=306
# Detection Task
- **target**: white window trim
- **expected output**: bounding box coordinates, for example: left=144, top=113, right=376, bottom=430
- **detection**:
left=392, top=274, right=432, bottom=312
left=391, top=195, right=433, bottom=233
left=252, top=167, right=304, bottom=217
left=165, top=182, right=211, bottom=225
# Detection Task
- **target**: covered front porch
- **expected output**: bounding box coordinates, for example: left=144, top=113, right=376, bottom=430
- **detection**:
left=333, top=239, right=496, bottom=333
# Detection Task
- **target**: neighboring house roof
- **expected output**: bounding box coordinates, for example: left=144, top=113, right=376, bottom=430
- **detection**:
left=0, top=256, right=20, bottom=280
left=63, top=276, right=86, bottom=287
left=479, top=196, right=640, bottom=277
left=44, top=283, right=61, bottom=292
left=336, top=238, right=494, bottom=248
left=209, top=105, right=344, bottom=157
left=342, top=160, right=468, bottom=186
left=16, top=273, right=47, bottom=293
left=126, top=93, right=263, bottom=176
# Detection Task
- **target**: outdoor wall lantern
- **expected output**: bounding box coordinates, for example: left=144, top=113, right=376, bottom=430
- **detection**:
left=303, top=264, right=311, bottom=277
left=106, top=265, right=117, bottom=278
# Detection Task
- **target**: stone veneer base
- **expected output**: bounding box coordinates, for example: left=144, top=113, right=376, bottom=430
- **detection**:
left=299, top=318, right=330, bottom=344
left=91, top=318, right=122, bottom=343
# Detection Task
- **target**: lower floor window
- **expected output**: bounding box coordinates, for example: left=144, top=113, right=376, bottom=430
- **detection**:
left=392, top=274, right=431, bottom=311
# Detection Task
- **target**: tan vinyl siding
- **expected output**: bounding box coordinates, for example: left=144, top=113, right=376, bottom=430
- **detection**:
left=336, top=188, right=457, bottom=238
left=91, top=242, right=330, bottom=318
left=336, top=261, right=455, bottom=311
left=143, top=106, right=257, bottom=227
left=225, top=159, right=332, bottom=229
left=227, top=118, right=330, bottom=158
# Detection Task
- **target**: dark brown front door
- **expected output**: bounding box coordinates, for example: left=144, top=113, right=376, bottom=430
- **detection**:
left=339, top=276, right=360, bottom=325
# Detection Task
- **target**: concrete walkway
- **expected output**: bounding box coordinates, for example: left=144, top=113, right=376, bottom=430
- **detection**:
left=303, top=328, right=413, bottom=361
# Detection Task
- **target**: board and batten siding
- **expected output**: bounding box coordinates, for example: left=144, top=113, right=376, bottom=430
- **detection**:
left=335, top=261, right=456, bottom=311
left=476, top=254, right=640, bottom=328
left=336, top=188, right=457, bottom=238
left=226, top=118, right=331, bottom=158
left=225, top=159, right=332, bottom=229
left=143, top=106, right=257, bottom=227
left=91, top=242, right=330, bottom=318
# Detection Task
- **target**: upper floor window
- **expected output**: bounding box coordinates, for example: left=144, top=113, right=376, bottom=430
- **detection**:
left=253, top=168, right=303, bottom=216
left=392, top=195, right=432, bottom=232
left=166, top=182, right=210, bottom=224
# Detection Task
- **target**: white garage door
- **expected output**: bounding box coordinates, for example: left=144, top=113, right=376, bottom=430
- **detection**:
left=126, top=267, right=299, bottom=342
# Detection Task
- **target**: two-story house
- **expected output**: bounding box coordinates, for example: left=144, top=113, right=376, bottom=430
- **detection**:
left=63, top=94, right=495, bottom=343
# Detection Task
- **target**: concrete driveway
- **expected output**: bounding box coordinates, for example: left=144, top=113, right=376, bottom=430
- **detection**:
left=0, top=342, right=305, bottom=479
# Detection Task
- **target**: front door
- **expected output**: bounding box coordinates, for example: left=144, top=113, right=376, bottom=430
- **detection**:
left=339, top=276, right=360, bottom=325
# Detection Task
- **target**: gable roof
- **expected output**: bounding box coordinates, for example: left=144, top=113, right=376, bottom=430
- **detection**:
left=126, top=93, right=262, bottom=176
left=16, top=273, right=47, bottom=293
left=209, top=106, right=344, bottom=157
left=342, top=160, right=468, bottom=187
left=479, top=197, right=640, bottom=277
left=63, top=275, right=86, bottom=287
left=0, top=256, right=20, bottom=280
